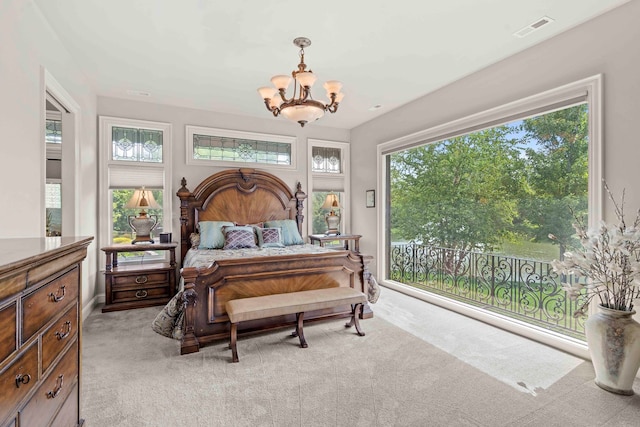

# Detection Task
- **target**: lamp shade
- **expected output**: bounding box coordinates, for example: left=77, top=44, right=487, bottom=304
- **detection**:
left=295, top=72, right=317, bottom=88
left=323, top=80, right=343, bottom=95
left=270, top=75, right=293, bottom=90
left=258, top=86, right=277, bottom=100
left=321, top=193, right=341, bottom=210
left=125, top=187, right=161, bottom=210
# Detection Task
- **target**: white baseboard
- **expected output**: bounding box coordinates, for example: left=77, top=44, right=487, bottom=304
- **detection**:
left=82, top=294, right=105, bottom=322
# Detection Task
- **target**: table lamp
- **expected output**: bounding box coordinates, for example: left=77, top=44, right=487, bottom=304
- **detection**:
left=321, top=193, right=341, bottom=235
left=125, top=187, right=160, bottom=244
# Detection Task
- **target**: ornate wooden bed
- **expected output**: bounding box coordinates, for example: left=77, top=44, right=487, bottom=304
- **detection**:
left=175, top=168, right=372, bottom=355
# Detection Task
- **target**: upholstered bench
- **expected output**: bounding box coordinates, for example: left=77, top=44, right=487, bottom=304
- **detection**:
left=225, top=287, right=367, bottom=362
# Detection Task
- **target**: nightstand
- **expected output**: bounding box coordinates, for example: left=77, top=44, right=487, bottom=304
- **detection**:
left=101, top=242, right=177, bottom=312
left=309, top=234, right=361, bottom=252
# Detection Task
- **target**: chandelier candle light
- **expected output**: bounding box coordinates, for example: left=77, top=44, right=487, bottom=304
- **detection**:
left=125, top=187, right=160, bottom=244
left=258, top=37, right=344, bottom=127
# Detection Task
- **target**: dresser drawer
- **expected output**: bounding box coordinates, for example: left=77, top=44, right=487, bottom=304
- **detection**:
left=42, top=304, right=78, bottom=372
left=112, top=270, right=169, bottom=288
left=50, top=383, right=78, bottom=427
left=20, top=340, right=78, bottom=427
left=0, top=343, right=38, bottom=423
left=0, top=302, right=16, bottom=361
left=112, top=284, right=171, bottom=303
left=22, top=268, right=79, bottom=344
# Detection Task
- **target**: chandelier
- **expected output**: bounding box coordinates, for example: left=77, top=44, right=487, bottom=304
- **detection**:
left=258, top=37, right=344, bottom=127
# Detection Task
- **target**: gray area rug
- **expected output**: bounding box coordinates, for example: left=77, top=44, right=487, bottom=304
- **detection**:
left=81, top=306, right=640, bottom=426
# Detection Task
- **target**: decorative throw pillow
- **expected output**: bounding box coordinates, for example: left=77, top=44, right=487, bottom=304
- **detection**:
left=223, top=226, right=257, bottom=250
left=264, top=219, right=304, bottom=246
left=255, top=227, right=285, bottom=248
left=151, top=292, right=184, bottom=340
left=198, top=221, right=234, bottom=249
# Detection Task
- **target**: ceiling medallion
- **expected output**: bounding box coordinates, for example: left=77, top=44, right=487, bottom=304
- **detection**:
left=258, top=37, right=344, bottom=127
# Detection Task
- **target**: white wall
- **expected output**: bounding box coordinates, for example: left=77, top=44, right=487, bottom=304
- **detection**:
left=0, top=1, right=99, bottom=311
left=350, top=0, right=640, bottom=276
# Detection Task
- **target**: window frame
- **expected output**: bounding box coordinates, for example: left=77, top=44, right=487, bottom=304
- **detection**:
left=375, top=75, right=602, bottom=358
left=307, top=139, right=350, bottom=236
left=99, top=116, right=172, bottom=264
left=185, top=125, right=297, bottom=170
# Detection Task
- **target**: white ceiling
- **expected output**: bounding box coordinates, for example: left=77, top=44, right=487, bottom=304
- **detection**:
left=34, top=0, right=628, bottom=130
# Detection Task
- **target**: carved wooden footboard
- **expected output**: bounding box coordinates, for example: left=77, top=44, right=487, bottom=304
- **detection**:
left=176, top=168, right=372, bottom=355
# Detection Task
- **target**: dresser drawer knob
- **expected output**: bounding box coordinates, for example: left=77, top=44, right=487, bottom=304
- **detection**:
left=15, top=373, right=31, bottom=388
left=47, top=374, right=64, bottom=399
left=135, top=290, right=148, bottom=299
left=55, top=321, right=72, bottom=340
left=135, top=275, right=148, bottom=284
left=49, top=285, right=66, bottom=302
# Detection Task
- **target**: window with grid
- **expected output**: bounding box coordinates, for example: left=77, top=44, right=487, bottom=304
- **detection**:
left=186, top=125, right=296, bottom=169
left=308, top=139, right=350, bottom=236
left=99, top=117, right=172, bottom=263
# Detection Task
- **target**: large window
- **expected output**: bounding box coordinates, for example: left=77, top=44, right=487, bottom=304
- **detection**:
left=378, top=76, right=602, bottom=345
left=99, top=117, right=172, bottom=263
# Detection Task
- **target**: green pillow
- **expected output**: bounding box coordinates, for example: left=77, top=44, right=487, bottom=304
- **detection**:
left=198, top=221, right=234, bottom=249
left=263, top=220, right=304, bottom=246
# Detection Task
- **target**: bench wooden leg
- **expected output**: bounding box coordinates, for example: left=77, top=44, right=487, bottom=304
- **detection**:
left=230, top=322, right=239, bottom=363
left=345, top=303, right=366, bottom=336
left=295, top=312, right=308, bottom=348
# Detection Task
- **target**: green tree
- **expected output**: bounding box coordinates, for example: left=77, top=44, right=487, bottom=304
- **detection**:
left=390, top=126, right=526, bottom=262
left=517, top=104, right=589, bottom=258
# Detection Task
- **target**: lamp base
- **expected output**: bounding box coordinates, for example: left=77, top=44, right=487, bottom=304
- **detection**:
left=129, top=214, right=158, bottom=245
left=131, top=236, right=155, bottom=244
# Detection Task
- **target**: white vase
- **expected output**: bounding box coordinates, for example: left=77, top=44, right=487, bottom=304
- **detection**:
left=585, top=305, right=640, bottom=395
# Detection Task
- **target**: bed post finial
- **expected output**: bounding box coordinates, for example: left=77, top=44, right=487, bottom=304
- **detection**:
left=295, top=182, right=307, bottom=236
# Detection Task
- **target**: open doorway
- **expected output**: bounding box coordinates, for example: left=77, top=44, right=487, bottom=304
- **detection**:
left=45, top=94, right=64, bottom=236
left=43, top=69, right=80, bottom=238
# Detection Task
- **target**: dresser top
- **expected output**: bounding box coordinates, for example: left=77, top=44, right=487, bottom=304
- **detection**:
left=0, top=236, right=94, bottom=275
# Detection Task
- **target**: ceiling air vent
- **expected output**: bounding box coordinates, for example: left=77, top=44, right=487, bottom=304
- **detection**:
left=514, top=16, right=554, bottom=38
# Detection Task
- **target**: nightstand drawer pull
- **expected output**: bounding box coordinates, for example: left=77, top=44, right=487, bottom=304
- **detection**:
left=49, top=285, right=66, bottom=302
left=15, top=373, right=31, bottom=388
left=55, top=321, right=72, bottom=340
left=47, top=374, right=64, bottom=399
left=135, top=275, right=148, bottom=284
left=135, top=290, right=148, bottom=299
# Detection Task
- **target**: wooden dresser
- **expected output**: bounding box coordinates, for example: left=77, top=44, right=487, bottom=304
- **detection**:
left=0, top=236, right=92, bottom=427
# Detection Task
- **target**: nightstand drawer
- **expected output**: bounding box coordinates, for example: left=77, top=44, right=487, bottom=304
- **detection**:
left=112, top=285, right=171, bottom=303
left=112, top=271, right=169, bottom=288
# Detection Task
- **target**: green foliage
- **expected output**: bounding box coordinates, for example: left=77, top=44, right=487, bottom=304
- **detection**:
left=112, top=189, right=164, bottom=243
left=390, top=104, right=589, bottom=261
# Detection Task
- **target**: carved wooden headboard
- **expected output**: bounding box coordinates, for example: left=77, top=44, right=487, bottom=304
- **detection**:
left=176, top=168, right=307, bottom=263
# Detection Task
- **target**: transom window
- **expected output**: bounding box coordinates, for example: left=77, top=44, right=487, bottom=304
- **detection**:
left=312, top=146, right=341, bottom=173
left=45, top=119, right=62, bottom=144
left=186, top=125, right=296, bottom=169
left=112, top=126, right=163, bottom=162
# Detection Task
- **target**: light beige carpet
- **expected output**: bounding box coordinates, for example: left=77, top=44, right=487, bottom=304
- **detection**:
left=81, top=306, right=640, bottom=426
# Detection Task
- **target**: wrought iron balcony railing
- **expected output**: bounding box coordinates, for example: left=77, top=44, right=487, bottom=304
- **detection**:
left=389, top=242, right=586, bottom=340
